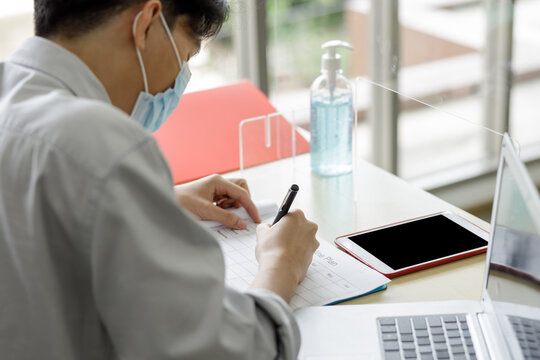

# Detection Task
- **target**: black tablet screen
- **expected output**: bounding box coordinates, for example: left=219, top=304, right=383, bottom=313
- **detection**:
left=348, top=215, right=488, bottom=270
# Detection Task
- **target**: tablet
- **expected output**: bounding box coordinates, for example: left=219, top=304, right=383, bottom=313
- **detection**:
left=335, top=212, right=489, bottom=278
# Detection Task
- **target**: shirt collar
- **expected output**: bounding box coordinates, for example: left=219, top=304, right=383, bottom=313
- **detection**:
left=7, top=36, right=111, bottom=104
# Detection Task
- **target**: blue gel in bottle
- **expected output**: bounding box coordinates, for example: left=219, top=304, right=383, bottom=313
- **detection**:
left=310, top=92, right=353, bottom=176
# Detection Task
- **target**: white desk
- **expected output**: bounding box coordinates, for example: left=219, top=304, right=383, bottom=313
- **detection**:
left=229, top=154, right=488, bottom=305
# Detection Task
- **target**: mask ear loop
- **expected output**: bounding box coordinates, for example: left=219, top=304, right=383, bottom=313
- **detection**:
left=159, top=12, right=183, bottom=70
left=133, top=11, right=149, bottom=93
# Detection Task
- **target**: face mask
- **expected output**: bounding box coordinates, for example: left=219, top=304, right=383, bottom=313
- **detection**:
left=131, top=12, right=192, bottom=132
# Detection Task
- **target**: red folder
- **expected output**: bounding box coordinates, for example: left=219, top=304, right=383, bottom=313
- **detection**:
left=153, top=80, right=310, bottom=184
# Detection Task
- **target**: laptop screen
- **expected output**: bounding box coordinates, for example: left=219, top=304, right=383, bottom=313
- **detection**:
left=485, top=136, right=540, bottom=352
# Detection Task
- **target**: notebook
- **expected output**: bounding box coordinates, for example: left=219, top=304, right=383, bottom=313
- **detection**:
left=294, top=133, right=540, bottom=359
left=200, top=200, right=390, bottom=310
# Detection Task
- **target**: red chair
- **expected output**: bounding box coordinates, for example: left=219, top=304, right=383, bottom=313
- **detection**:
left=153, top=80, right=310, bottom=184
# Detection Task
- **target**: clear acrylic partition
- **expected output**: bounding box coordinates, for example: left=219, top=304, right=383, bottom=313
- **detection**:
left=236, top=82, right=513, bottom=243
left=238, top=77, right=511, bottom=198
left=238, top=100, right=362, bottom=201
left=238, top=108, right=310, bottom=186
left=356, top=76, right=508, bottom=188
left=237, top=107, right=361, bottom=241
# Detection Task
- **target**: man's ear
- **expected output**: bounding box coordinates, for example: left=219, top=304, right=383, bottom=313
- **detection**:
left=132, top=0, right=162, bottom=52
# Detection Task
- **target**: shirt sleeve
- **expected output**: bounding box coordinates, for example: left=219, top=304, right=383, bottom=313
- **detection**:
left=86, top=138, right=300, bottom=360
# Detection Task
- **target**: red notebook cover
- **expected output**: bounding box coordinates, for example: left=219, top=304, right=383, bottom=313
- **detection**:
left=153, top=80, right=310, bottom=184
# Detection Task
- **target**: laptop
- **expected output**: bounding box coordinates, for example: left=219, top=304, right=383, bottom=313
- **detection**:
left=294, top=133, right=540, bottom=360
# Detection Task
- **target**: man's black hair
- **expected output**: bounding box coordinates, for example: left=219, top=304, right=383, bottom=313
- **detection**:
left=34, top=0, right=229, bottom=40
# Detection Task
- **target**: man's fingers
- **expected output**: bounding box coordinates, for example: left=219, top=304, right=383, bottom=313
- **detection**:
left=213, top=176, right=261, bottom=223
left=228, top=178, right=250, bottom=196
left=210, top=205, right=247, bottom=230
left=216, top=198, right=237, bottom=209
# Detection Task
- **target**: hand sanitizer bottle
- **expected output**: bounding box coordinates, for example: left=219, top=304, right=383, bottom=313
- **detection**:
left=310, top=40, right=354, bottom=176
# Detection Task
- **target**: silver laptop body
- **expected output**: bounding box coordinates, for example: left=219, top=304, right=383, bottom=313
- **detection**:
left=295, top=134, right=540, bottom=360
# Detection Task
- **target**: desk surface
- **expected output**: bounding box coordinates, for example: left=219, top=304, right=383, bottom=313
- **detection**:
left=228, top=154, right=488, bottom=305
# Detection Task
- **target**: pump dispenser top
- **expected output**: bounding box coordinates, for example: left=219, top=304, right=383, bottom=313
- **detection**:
left=321, top=40, right=353, bottom=90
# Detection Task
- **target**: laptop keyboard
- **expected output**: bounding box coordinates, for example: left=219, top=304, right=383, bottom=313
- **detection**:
left=377, top=314, right=476, bottom=360
left=508, top=315, right=540, bottom=359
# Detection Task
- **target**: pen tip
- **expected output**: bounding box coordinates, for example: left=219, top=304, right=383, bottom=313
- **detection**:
left=291, top=184, right=299, bottom=191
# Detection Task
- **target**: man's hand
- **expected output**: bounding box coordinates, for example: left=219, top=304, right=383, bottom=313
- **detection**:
left=174, top=174, right=261, bottom=229
left=250, top=210, right=319, bottom=303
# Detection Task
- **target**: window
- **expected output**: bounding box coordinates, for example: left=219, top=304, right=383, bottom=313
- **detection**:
left=267, top=0, right=352, bottom=111
left=509, top=0, right=540, bottom=152
left=185, top=17, right=237, bottom=93
left=0, top=2, right=33, bottom=61
left=0, top=2, right=238, bottom=94
left=260, top=0, right=540, bottom=215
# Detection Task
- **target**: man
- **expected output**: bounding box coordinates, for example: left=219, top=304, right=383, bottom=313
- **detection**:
left=0, top=1, right=319, bottom=359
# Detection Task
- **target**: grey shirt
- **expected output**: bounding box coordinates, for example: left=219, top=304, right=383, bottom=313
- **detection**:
left=0, top=37, right=300, bottom=360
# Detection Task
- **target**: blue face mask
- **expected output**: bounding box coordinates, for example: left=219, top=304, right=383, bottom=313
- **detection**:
left=131, top=12, right=191, bottom=132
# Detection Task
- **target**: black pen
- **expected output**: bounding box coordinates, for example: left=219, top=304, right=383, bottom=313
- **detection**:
left=272, top=184, right=299, bottom=226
